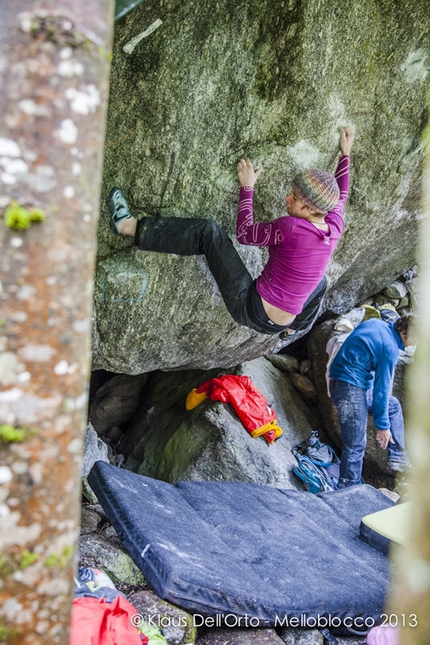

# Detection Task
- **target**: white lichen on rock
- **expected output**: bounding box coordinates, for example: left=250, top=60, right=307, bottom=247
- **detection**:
left=57, top=59, right=85, bottom=77
left=25, top=163, right=57, bottom=192
left=18, top=99, right=51, bottom=117
left=18, top=344, right=57, bottom=362
left=286, top=140, right=321, bottom=169
left=65, top=85, right=100, bottom=115
left=0, top=466, right=13, bottom=484
left=53, top=360, right=69, bottom=375
left=0, top=137, right=21, bottom=157
left=56, top=118, right=78, bottom=144
left=0, top=352, right=26, bottom=386
left=400, top=49, right=429, bottom=83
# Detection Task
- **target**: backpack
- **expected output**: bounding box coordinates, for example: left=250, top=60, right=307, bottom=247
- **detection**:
left=292, top=430, right=340, bottom=493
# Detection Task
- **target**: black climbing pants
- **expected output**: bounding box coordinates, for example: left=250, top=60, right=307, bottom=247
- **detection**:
left=288, top=275, right=327, bottom=333
left=135, top=216, right=326, bottom=336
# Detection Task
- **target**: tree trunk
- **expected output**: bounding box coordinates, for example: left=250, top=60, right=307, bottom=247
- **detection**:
left=0, top=2, right=113, bottom=643
left=390, top=104, right=430, bottom=643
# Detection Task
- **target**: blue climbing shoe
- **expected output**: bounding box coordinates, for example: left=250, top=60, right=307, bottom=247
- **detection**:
left=108, top=187, right=132, bottom=235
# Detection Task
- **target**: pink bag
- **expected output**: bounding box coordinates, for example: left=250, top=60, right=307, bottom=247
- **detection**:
left=367, top=625, right=399, bottom=645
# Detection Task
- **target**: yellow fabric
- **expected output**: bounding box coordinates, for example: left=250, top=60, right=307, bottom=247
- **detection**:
left=361, top=304, right=381, bottom=321
left=185, top=388, right=208, bottom=410
left=251, top=420, right=283, bottom=438
left=380, top=303, right=398, bottom=313
left=361, top=502, right=411, bottom=546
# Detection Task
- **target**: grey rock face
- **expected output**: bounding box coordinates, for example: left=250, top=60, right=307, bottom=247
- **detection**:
left=82, top=423, right=110, bottom=476
left=79, top=533, right=147, bottom=586
left=79, top=534, right=146, bottom=586
left=82, top=423, right=112, bottom=502
left=120, top=357, right=320, bottom=488
left=265, top=354, right=299, bottom=374
left=79, top=506, right=102, bottom=535
left=92, top=0, right=429, bottom=374
left=89, top=372, right=149, bottom=438
left=382, top=281, right=408, bottom=300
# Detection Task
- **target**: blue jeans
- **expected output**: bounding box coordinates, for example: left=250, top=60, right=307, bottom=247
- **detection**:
left=329, top=379, right=407, bottom=488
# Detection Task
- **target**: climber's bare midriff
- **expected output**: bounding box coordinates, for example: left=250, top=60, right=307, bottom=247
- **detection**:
left=261, top=297, right=296, bottom=327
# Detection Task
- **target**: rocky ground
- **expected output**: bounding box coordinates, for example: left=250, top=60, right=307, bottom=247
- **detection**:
left=80, top=276, right=415, bottom=645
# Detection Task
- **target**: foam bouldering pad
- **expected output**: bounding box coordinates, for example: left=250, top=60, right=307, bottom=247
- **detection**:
left=88, top=461, right=394, bottom=628
left=360, top=501, right=411, bottom=555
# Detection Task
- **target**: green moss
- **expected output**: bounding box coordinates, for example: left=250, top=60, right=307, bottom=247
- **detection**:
left=0, top=625, right=18, bottom=641
left=4, top=201, right=31, bottom=231
left=98, top=45, right=113, bottom=62
left=29, top=14, right=105, bottom=51
left=0, top=555, right=13, bottom=577
left=0, top=551, right=41, bottom=575
left=18, top=550, right=40, bottom=569
left=3, top=201, right=46, bottom=230
left=0, top=425, right=27, bottom=443
left=28, top=208, right=46, bottom=223
left=44, top=545, right=73, bottom=568
left=30, top=15, right=85, bottom=47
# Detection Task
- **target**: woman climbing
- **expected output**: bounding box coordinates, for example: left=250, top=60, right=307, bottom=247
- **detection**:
left=109, top=127, right=354, bottom=336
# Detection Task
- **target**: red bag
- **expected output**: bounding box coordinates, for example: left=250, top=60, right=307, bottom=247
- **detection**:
left=186, top=375, right=283, bottom=444
left=70, top=595, right=146, bottom=645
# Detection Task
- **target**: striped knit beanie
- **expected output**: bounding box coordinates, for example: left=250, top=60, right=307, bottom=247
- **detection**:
left=292, top=169, right=339, bottom=213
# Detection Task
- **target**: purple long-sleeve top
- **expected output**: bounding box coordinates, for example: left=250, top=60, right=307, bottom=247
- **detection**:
left=236, top=155, right=350, bottom=314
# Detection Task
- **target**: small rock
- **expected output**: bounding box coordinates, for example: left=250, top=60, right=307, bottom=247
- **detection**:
left=82, top=476, right=99, bottom=504
left=104, top=426, right=124, bottom=445
left=128, top=589, right=195, bottom=645
left=280, top=628, right=323, bottom=644
left=80, top=506, right=101, bottom=534
left=382, top=280, right=407, bottom=300
left=86, top=503, right=110, bottom=523
left=397, top=296, right=409, bottom=309
left=265, top=354, right=299, bottom=373
left=102, top=525, right=118, bottom=540
left=402, top=266, right=418, bottom=282
left=299, top=359, right=311, bottom=375
left=374, top=295, right=399, bottom=308
left=79, top=533, right=146, bottom=586
left=82, top=422, right=110, bottom=477
left=198, top=627, right=284, bottom=645
left=289, top=373, right=317, bottom=401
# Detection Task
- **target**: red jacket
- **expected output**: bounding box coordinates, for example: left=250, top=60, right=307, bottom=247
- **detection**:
left=70, top=596, right=146, bottom=645
left=186, top=375, right=283, bottom=444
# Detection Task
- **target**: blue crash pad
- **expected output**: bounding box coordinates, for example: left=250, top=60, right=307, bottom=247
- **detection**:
left=88, top=461, right=393, bottom=628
